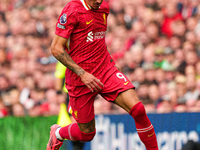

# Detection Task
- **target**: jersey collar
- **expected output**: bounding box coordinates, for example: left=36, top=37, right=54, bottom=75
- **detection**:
left=80, top=0, right=91, bottom=10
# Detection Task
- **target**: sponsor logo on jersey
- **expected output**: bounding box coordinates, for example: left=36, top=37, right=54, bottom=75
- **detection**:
left=86, top=31, right=106, bottom=42
left=60, top=13, right=67, bottom=24
left=86, top=31, right=94, bottom=42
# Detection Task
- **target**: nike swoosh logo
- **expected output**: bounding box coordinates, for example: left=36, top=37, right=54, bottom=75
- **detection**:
left=148, top=132, right=155, bottom=137
left=124, top=81, right=129, bottom=85
left=86, top=19, right=93, bottom=25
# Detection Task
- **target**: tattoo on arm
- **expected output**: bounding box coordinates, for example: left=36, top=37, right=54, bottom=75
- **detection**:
left=55, top=48, right=85, bottom=76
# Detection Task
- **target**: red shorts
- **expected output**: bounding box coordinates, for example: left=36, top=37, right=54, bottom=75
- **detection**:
left=66, top=66, right=135, bottom=123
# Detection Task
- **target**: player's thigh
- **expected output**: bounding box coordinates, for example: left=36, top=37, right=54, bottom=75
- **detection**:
left=101, top=68, right=135, bottom=102
left=115, top=88, right=140, bottom=113
left=66, top=85, right=97, bottom=128
left=100, top=68, right=138, bottom=112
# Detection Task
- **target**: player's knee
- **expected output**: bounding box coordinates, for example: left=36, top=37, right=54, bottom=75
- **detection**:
left=129, top=102, right=146, bottom=119
left=80, top=129, right=96, bottom=142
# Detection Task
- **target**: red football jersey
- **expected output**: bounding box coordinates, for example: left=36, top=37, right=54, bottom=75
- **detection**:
left=55, top=0, right=115, bottom=86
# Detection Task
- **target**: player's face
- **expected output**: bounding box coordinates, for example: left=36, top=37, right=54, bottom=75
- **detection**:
left=86, top=0, right=103, bottom=9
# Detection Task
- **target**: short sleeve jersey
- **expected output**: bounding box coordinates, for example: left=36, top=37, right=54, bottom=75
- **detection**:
left=55, top=0, right=115, bottom=86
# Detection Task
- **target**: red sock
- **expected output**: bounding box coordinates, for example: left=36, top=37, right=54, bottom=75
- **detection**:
left=59, top=123, right=96, bottom=142
left=129, top=102, right=158, bottom=150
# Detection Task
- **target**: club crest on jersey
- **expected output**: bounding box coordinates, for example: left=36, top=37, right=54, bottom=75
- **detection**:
left=60, top=13, right=67, bottom=24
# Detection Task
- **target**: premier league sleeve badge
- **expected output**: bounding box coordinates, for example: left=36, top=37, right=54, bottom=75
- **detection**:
left=60, top=13, right=67, bottom=24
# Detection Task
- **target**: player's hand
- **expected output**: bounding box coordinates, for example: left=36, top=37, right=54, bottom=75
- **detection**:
left=80, top=71, right=104, bottom=92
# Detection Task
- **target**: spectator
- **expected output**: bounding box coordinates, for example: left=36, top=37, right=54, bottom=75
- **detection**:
left=148, top=84, right=160, bottom=105
left=184, top=75, right=199, bottom=104
left=154, top=68, right=166, bottom=84
left=12, top=103, right=26, bottom=117
left=185, top=50, right=198, bottom=66
left=175, top=75, right=187, bottom=104
left=0, top=96, right=9, bottom=117
left=132, top=67, right=146, bottom=88
left=161, top=2, right=183, bottom=37
left=177, top=0, right=198, bottom=19
left=157, top=95, right=173, bottom=113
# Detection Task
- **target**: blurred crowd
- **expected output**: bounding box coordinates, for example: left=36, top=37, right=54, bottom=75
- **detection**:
left=1, top=0, right=200, bottom=117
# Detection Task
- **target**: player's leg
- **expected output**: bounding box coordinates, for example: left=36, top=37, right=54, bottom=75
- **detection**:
left=100, top=67, right=158, bottom=150
left=115, top=89, right=158, bottom=150
left=47, top=120, right=96, bottom=150
left=47, top=86, right=97, bottom=150
left=67, top=94, right=85, bottom=150
left=57, top=118, right=96, bottom=141
left=56, top=91, right=96, bottom=141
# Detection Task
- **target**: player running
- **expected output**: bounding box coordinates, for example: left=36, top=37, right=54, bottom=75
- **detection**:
left=47, top=0, right=159, bottom=150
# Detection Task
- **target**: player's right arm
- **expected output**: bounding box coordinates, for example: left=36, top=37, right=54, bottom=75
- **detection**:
left=51, top=35, right=104, bottom=92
